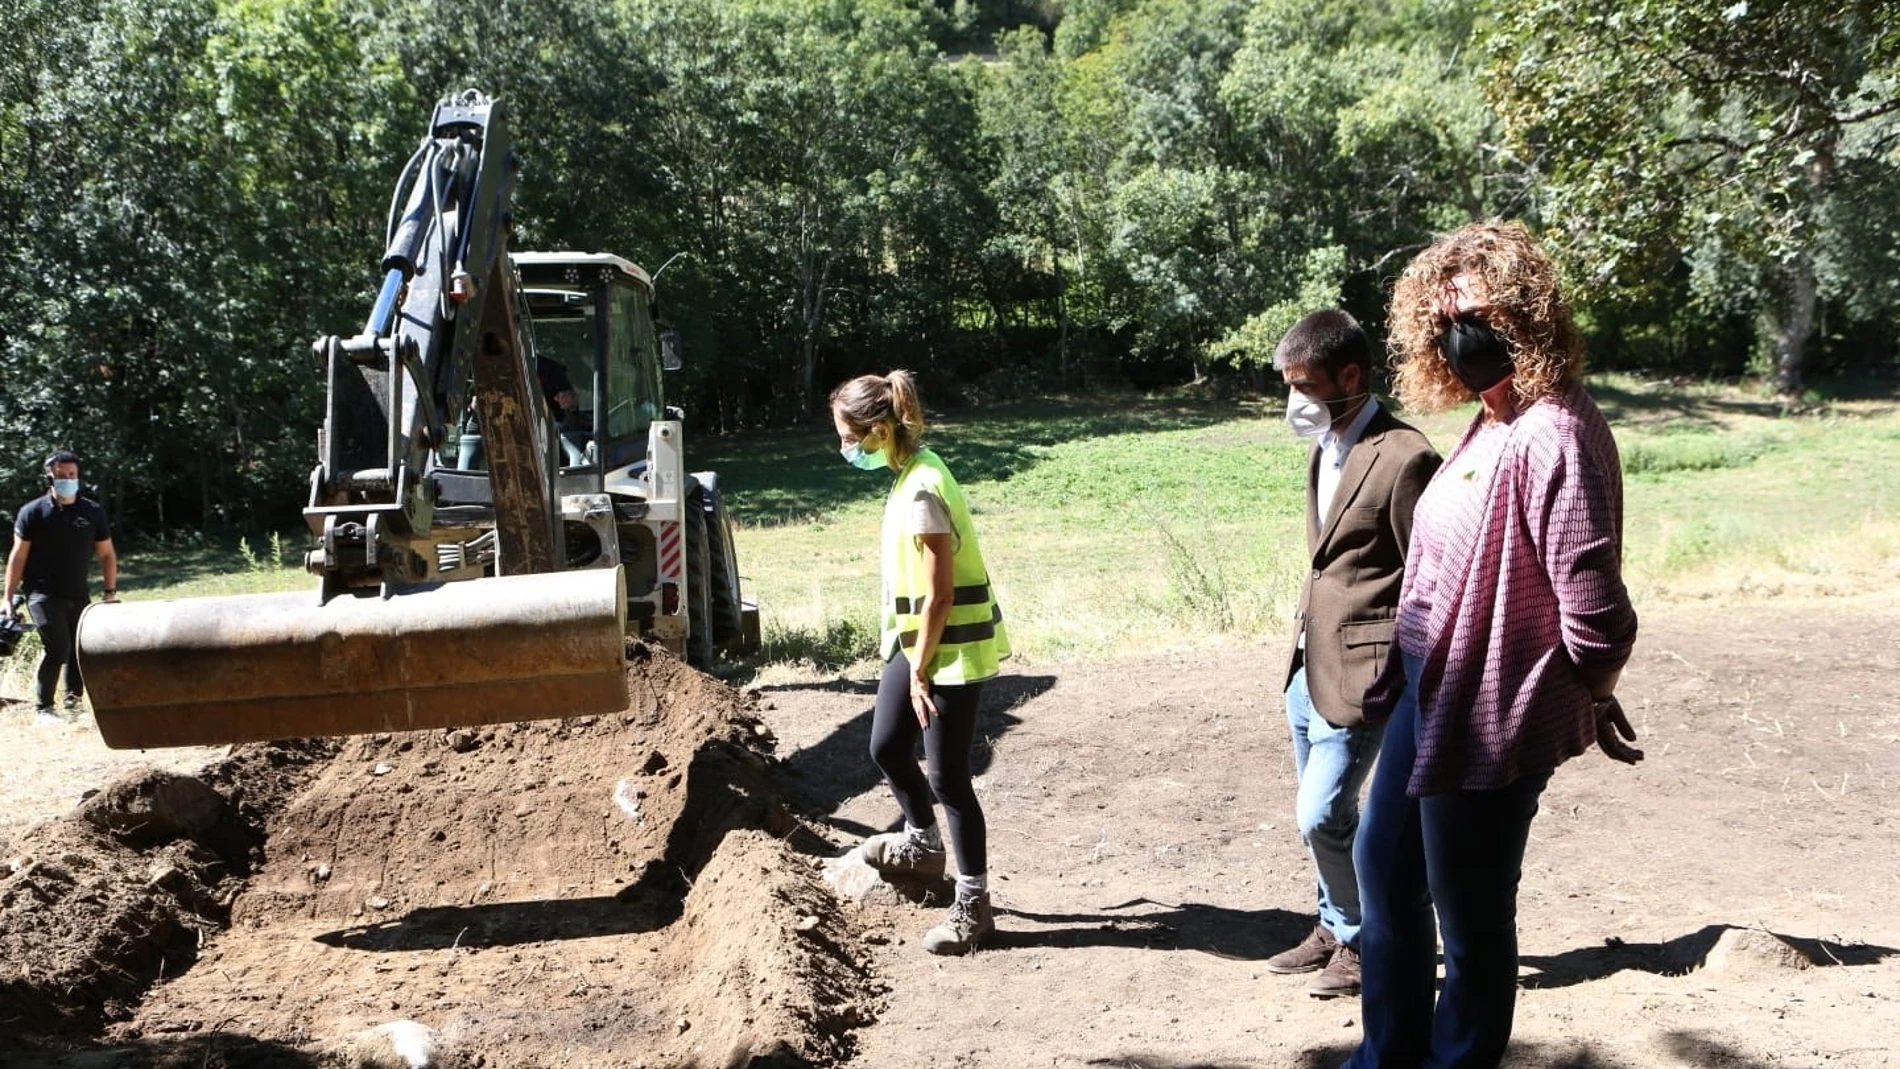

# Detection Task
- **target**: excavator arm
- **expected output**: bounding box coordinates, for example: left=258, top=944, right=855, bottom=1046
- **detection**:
left=76, top=91, right=629, bottom=749
left=309, top=90, right=557, bottom=596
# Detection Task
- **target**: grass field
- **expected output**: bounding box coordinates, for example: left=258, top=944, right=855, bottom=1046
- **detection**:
left=10, top=374, right=1897, bottom=695
left=708, top=374, right=1900, bottom=673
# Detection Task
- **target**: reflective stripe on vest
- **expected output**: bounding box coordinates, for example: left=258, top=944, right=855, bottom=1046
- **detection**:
left=892, top=582, right=992, bottom=614
left=880, top=449, right=1010, bottom=684
left=899, top=602, right=1005, bottom=650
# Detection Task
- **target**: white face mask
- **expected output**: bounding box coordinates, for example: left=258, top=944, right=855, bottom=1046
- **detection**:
left=1285, top=389, right=1331, bottom=439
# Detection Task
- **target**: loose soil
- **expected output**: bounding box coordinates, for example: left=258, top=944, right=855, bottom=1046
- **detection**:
left=3, top=597, right=1897, bottom=1068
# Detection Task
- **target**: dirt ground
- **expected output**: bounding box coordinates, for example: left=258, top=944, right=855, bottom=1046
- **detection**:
left=3, top=595, right=1897, bottom=1068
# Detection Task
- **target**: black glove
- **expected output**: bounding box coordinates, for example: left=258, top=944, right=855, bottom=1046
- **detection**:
left=0, top=600, right=31, bottom=659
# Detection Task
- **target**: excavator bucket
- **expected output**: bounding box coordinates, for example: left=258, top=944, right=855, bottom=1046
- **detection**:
left=77, top=569, right=628, bottom=750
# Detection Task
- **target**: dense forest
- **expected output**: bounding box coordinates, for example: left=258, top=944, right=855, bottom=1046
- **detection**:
left=3, top=0, right=1898, bottom=534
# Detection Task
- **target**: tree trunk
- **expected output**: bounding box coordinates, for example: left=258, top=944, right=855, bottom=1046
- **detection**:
left=797, top=254, right=829, bottom=422
left=1770, top=142, right=1835, bottom=397
left=1763, top=137, right=1839, bottom=396
left=1770, top=255, right=1817, bottom=397
left=1047, top=223, right=1071, bottom=385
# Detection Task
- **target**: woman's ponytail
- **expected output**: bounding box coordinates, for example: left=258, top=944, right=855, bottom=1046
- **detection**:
left=885, top=369, right=926, bottom=445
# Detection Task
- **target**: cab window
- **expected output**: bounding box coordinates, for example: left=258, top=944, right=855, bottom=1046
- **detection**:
left=602, top=282, right=663, bottom=466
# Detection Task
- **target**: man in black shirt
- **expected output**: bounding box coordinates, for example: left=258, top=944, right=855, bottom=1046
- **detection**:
left=5, top=451, right=119, bottom=725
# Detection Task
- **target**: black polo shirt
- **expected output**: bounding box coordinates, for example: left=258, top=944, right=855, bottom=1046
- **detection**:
left=13, top=494, right=110, bottom=600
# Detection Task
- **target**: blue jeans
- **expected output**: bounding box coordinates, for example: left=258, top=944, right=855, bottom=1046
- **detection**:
left=1285, top=665, right=1386, bottom=946
left=1346, top=652, right=1551, bottom=1069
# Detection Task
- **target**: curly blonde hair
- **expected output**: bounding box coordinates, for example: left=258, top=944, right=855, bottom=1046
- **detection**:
left=1386, top=220, right=1585, bottom=414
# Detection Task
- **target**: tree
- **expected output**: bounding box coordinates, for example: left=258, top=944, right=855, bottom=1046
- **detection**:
left=629, top=0, right=991, bottom=420
left=1, top=0, right=425, bottom=532
left=1211, top=0, right=1505, bottom=366
left=1487, top=0, right=1900, bottom=393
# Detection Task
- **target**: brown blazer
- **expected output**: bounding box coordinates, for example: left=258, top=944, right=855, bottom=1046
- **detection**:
left=1284, top=404, right=1440, bottom=727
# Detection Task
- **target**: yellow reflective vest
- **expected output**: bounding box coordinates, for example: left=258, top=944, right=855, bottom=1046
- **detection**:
left=880, top=449, right=1009, bottom=684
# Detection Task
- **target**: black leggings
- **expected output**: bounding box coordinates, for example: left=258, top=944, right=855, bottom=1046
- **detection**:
left=869, top=651, right=987, bottom=878
left=29, top=595, right=86, bottom=708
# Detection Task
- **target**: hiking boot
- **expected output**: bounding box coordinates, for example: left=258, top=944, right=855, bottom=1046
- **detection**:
left=923, top=892, right=994, bottom=955
left=860, top=832, right=947, bottom=880
left=63, top=694, right=85, bottom=717
left=34, top=707, right=62, bottom=727
left=1306, top=942, right=1362, bottom=998
left=1266, top=922, right=1338, bottom=975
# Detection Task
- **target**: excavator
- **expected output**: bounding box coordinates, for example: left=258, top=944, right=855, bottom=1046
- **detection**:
left=75, top=90, right=752, bottom=751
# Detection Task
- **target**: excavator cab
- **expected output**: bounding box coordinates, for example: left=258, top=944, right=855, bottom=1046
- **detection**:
left=512, top=252, right=668, bottom=476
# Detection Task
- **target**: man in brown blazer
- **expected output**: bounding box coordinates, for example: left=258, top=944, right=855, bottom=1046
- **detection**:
left=1265, top=309, right=1440, bottom=997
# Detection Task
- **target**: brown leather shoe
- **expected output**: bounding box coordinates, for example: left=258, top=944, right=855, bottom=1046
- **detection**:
left=1266, top=923, right=1338, bottom=975
left=1306, top=942, right=1361, bottom=998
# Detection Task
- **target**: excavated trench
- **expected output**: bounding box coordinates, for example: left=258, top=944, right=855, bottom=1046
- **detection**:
left=0, top=645, right=878, bottom=1068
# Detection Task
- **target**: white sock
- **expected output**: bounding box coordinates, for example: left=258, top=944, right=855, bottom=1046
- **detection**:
left=905, top=822, right=942, bottom=851
left=956, top=873, right=987, bottom=900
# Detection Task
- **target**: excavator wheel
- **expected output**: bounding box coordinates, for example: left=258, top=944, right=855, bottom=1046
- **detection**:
left=684, top=486, right=717, bottom=669
left=694, top=472, right=745, bottom=647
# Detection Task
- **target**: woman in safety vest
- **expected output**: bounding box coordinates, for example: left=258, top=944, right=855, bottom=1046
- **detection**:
left=830, top=369, right=1010, bottom=955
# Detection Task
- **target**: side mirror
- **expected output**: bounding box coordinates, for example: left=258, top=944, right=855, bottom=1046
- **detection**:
left=659, top=330, right=683, bottom=372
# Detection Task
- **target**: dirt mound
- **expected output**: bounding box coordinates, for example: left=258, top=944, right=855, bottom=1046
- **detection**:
left=0, top=643, right=876, bottom=1067
left=0, top=742, right=334, bottom=1044
left=0, top=645, right=877, bottom=1066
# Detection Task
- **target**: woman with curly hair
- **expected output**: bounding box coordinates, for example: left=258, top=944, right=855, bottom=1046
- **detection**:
left=1345, top=221, right=1642, bottom=1069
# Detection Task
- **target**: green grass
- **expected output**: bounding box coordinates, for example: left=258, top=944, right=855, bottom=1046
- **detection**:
left=703, top=395, right=1313, bottom=668
left=709, top=375, right=1900, bottom=670
left=30, top=376, right=1899, bottom=690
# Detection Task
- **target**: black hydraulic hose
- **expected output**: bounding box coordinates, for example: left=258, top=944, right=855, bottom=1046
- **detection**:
left=384, top=137, right=429, bottom=249
left=382, top=140, right=445, bottom=282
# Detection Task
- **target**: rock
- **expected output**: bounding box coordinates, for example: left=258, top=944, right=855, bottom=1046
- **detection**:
left=820, top=845, right=908, bottom=906
left=368, top=896, right=392, bottom=911
left=445, top=729, right=479, bottom=753
left=372, top=763, right=394, bottom=777
left=331, top=1019, right=440, bottom=1069
left=1701, top=927, right=1817, bottom=975
left=146, top=863, right=183, bottom=891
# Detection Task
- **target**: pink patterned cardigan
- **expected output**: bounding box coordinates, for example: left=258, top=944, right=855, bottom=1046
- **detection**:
left=1391, top=382, right=1638, bottom=796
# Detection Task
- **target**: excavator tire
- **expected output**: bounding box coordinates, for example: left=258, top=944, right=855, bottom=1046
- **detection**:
left=684, top=487, right=717, bottom=669
left=694, top=472, right=745, bottom=647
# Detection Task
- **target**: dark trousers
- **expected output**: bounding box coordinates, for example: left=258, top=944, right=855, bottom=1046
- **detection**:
left=28, top=594, right=87, bottom=709
left=869, top=651, right=987, bottom=878
left=1346, top=652, right=1551, bottom=1069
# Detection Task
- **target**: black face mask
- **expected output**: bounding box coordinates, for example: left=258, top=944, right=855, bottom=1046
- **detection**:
left=1435, top=313, right=1515, bottom=394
